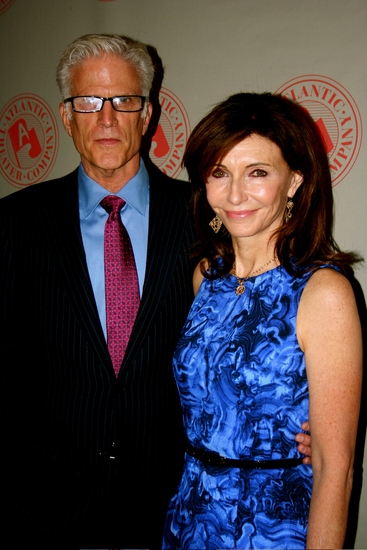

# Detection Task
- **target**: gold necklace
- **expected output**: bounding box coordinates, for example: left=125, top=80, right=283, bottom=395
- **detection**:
left=232, top=258, right=276, bottom=295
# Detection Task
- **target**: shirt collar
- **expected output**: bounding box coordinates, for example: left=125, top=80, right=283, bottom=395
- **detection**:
left=78, top=158, right=149, bottom=219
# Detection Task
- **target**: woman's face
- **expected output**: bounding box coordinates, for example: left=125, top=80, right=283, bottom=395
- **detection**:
left=205, top=134, right=303, bottom=242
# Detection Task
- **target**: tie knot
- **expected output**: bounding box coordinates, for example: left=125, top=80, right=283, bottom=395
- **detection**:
left=101, top=195, right=126, bottom=214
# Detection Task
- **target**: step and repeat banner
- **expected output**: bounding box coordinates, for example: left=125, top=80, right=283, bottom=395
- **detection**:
left=1, top=0, right=366, bottom=547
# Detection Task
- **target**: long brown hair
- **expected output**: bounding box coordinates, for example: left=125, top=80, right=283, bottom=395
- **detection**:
left=183, top=92, right=362, bottom=278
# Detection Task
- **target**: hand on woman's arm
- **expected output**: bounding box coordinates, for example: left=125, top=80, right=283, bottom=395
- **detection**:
left=297, top=269, right=362, bottom=549
left=295, top=422, right=312, bottom=464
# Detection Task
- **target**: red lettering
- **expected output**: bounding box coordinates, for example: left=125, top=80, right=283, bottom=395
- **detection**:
left=341, top=116, right=352, bottom=127
left=283, top=89, right=297, bottom=101
left=289, top=89, right=297, bottom=101
left=311, top=85, right=320, bottom=97
left=300, top=86, right=309, bottom=98
left=160, top=97, right=171, bottom=111
left=333, top=99, right=344, bottom=112
left=1, top=157, right=11, bottom=170
left=164, top=158, right=178, bottom=171
left=168, top=107, right=178, bottom=118
left=321, top=87, right=332, bottom=100
left=329, top=158, right=343, bottom=172
left=336, top=148, right=348, bottom=160
left=341, top=128, right=353, bottom=139
left=341, top=140, right=352, bottom=149
left=29, top=101, right=38, bottom=114
left=37, top=158, right=49, bottom=170
left=27, top=167, right=40, bottom=181
left=9, top=104, right=20, bottom=117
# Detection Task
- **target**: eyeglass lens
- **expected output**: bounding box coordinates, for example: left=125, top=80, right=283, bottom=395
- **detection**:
left=71, top=96, right=144, bottom=112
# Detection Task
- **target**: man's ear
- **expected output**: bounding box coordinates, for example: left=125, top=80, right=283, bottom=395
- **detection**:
left=142, top=102, right=153, bottom=136
left=59, top=102, right=73, bottom=137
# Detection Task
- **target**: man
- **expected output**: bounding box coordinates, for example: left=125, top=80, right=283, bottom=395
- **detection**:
left=0, top=34, right=311, bottom=549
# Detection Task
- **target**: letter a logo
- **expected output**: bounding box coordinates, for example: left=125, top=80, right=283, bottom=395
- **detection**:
left=151, top=124, right=170, bottom=158
left=0, top=94, right=59, bottom=189
left=8, top=118, right=42, bottom=166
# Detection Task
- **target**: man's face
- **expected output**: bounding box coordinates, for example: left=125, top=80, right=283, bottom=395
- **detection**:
left=59, top=53, right=152, bottom=191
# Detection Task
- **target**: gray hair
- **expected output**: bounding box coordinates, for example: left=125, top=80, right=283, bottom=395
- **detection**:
left=56, top=33, right=154, bottom=116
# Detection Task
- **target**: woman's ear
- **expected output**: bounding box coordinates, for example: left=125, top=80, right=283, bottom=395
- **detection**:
left=288, top=171, right=304, bottom=198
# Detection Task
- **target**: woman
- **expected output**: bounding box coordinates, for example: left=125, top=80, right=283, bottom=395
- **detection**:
left=162, top=93, right=362, bottom=549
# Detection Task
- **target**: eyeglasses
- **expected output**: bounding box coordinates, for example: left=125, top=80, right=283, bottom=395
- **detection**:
left=64, top=95, right=146, bottom=113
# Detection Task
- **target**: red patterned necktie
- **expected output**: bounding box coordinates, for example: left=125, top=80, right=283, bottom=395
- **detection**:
left=101, top=195, right=140, bottom=376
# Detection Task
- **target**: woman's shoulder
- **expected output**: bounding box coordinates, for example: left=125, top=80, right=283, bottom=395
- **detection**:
left=298, top=267, right=357, bottom=332
left=296, top=265, right=360, bottom=354
left=302, top=266, right=353, bottom=304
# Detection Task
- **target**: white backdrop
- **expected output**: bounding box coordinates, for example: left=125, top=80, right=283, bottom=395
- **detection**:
left=1, top=1, right=366, bottom=547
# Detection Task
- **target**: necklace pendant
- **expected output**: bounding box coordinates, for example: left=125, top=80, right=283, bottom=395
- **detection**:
left=236, top=284, right=245, bottom=295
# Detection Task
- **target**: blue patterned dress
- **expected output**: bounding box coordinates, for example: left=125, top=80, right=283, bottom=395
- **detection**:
left=163, top=264, right=317, bottom=549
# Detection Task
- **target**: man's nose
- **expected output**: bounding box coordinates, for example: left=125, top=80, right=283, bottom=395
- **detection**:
left=97, top=99, right=118, bottom=126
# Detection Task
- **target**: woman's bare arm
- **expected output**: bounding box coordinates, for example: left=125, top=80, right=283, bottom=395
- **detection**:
left=297, top=268, right=362, bottom=549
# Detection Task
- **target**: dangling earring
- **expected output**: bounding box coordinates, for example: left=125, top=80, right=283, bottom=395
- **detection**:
left=284, top=199, right=294, bottom=222
left=209, top=215, right=222, bottom=233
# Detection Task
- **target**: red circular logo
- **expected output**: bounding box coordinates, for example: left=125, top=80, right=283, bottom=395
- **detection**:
left=0, top=0, right=15, bottom=15
left=275, top=75, right=362, bottom=186
left=0, top=94, right=59, bottom=189
left=149, top=87, right=191, bottom=179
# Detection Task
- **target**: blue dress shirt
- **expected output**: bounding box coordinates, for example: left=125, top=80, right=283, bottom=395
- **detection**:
left=78, top=160, right=150, bottom=339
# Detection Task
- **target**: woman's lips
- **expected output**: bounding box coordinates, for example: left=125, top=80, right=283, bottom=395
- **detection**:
left=225, top=209, right=256, bottom=219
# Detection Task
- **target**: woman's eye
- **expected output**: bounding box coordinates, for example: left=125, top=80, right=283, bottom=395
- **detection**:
left=252, top=169, right=267, bottom=177
left=211, top=168, right=227, bottom=178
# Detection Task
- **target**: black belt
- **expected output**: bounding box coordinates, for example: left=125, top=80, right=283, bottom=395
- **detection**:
left=186, top=441, right=303, bottom=470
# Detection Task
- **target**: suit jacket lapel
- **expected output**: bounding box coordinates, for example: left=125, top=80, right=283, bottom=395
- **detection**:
left=120, top=168, right=191, bottom=371
left=40, top=170, right=111, bottom=370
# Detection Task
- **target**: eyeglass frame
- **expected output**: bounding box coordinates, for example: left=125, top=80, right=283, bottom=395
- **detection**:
left=63, top=95, right=147, bottom=113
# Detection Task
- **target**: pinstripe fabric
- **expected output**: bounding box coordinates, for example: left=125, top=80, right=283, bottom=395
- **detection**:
left=0, top=163, right=196, bottom=549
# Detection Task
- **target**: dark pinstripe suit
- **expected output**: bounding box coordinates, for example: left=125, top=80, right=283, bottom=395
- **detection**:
left=0, top=163, right=196, bottom=548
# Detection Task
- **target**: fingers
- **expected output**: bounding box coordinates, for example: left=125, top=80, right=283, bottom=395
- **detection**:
left=295, top=421, right=312, bottom=462
left=297, top=441, right=311, bottom=455
left=297, top=439, right=312, bottom=463
left=298, top=432, right=311, bottom=447
left=301, top=421, right=310, bottom=432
